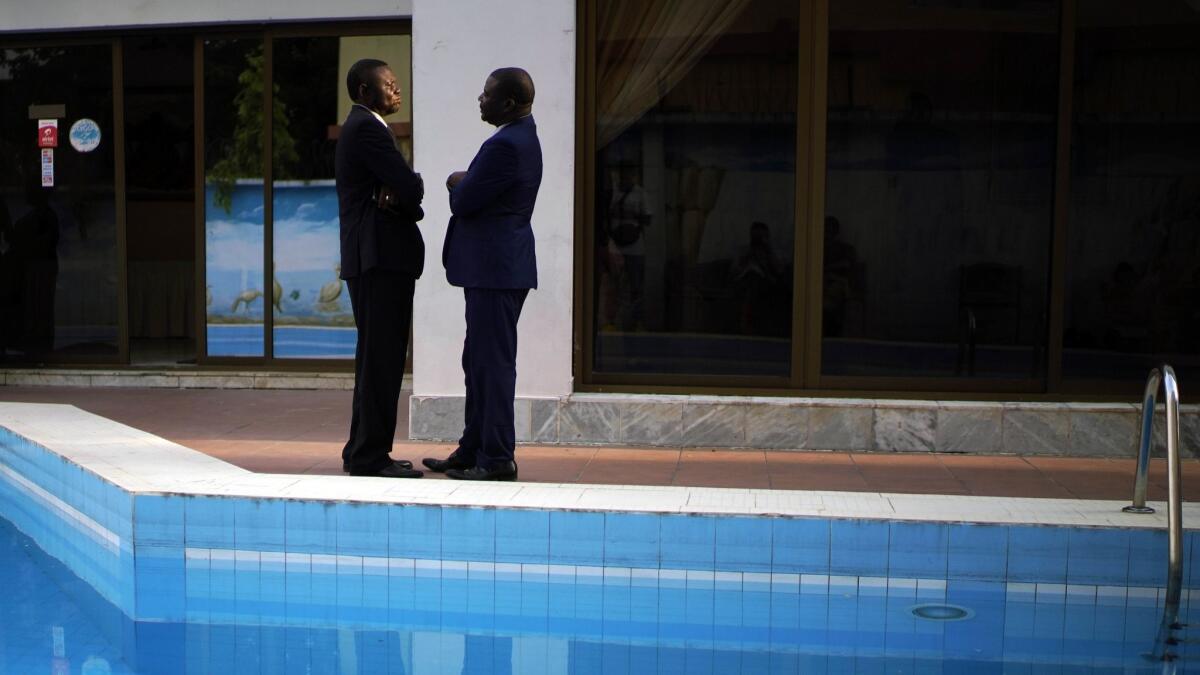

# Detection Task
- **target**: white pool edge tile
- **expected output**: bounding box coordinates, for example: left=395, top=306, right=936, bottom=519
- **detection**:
left=1, top=401, right=1193, bottom=529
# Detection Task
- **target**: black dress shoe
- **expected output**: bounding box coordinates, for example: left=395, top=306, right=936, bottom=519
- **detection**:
left=446, top=461, right=518, bottom=482
left=422, top=452, right=473, bottom=473
left=344, top=459, right=412, bottom=473
left=349, top=461, right=423, bottom=478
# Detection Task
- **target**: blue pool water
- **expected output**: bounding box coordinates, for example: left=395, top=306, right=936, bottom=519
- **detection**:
left=1, top=513, right=1195, bottom=675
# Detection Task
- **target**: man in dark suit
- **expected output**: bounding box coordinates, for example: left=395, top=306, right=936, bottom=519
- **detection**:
left=336, top=58, right=425, bottom=478
left=422, top=68, right=541, bottom=481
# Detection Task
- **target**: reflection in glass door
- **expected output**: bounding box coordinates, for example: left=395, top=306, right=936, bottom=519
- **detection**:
left=202, top=38, right=266, bottom=357
left=1063, top=0, right=1200, bottom=384
left=270, top=34, right=412, bottom=359
left=0, top=43, right=120, bottom=362
left=588, top=0, right=801, bottom=379
left=821, top=0, right=1060, bottom=381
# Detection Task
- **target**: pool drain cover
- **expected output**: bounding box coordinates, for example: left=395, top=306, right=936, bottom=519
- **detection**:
left=910, top=603, right=973, bottom=621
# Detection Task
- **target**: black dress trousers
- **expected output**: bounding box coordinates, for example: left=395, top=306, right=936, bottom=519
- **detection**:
left=456, top=287, right=528, bottom=470
left=342, top=268, right=416, bottom=472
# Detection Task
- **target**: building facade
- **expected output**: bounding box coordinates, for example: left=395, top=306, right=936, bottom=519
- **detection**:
left=2, top=1, right=1198, bottom=445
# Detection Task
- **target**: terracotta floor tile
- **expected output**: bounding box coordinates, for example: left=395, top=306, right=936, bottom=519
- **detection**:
left=938, top=455, right=1033, bottom=469
left=577, top=469, right=678, bottom=486
left=674, top=473, right=771, bottom=489
left=765, top=451, right=857, bottom=466
left=769, top=472, right=871, bottom=492
left=850, top=453, right=947, bottom=467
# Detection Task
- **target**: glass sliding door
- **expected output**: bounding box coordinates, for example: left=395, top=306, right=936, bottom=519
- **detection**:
left=0, top=43, right=120, bottom=362
left=1063, top=0, right=1200, bottom=384
left=202, top=38, right=266, bottom=358
left=821, top=0, right=1060, bottom=382
left=587, top=0, right=802, bottom=380
left=270, top=34, right=412, bottom=359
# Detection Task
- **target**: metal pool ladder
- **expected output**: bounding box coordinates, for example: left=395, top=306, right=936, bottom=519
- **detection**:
left=1122, top=365, right=1184, bottom=660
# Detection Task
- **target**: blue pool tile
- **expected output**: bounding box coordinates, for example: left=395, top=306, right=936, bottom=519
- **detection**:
left=716, top=516, right=771, bottom=572
left=1066, top=528, right=1130, bottom=586
left=660, top=515, right=716, bottom=570
left=1007, top=526, right=1068, bottom=583
left=888, top=522, right=947, bottom=579
left=335, top=555, right=364, bottom=619
left=285, top=500, right=336, bottom=555
left=495, top=509, right=550, bottom=564
left=389, top=505, right=441, bottom=560
left=107, top=480, right=134, bottom=542
left=442, top=507, right=496, bottom=562
left=335, top=502, right=389, bottom=558
left=260, top=552, right=287, bottom=621
left=134, top=544, right=185, bottom=621
left=604, top=512, right=659, bottom=568
left=549, top=511, right=604, bottom=566
left=233, top=550, right=263, bottom=622
left=235, top=498, right=286, bottom=552
left=1127, top=528, right=1167, bottom=587
left=283, top=554, right=312, bottom=623
left=772, top=519, right=830, bottom=574
left=185, top=496, right=236, bottom=550
left=948, top=524, right=1008, bottom=581
left=830, top=520, right=888, bottom=576
left=62, top=461, right=83, bottom=514
left=133, top=494, right=184, bottom=546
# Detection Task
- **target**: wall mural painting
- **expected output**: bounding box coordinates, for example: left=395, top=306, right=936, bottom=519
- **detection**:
left=271, top=181, right=355, bottom=358
left=204, top=181, right=353, bottom=358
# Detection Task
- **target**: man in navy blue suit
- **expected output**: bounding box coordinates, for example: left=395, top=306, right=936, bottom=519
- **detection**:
left=422, top=68, right=541, bottom=481
left=336, top=59, right=425, bottom=478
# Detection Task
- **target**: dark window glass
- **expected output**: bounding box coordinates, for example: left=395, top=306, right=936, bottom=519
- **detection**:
left=124, top=35, right=196, bottom=365
left=270, top=35, right=411, bottom=359
left=1063, top=1, right=1200, bottom=382
left=203, top=39, right=265, bottom=357
left=823, top=1, right=1059, bottom=380
left=0, top=44, right=118, bottom=361
left=591, top=0, right=799, bottom=378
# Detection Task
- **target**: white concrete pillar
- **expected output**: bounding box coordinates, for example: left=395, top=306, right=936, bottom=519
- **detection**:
left=410, top=0, right=576, bottom=437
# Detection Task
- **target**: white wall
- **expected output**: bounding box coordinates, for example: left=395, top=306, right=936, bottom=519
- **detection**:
left=410, top=0, right=576, bottom=398
left=0, top=0, right=412, bottom=32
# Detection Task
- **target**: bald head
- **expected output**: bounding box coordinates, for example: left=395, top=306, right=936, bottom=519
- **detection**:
left=478, top=67, right=535, bottom=126
left=490, top=67, right=535, bottom=107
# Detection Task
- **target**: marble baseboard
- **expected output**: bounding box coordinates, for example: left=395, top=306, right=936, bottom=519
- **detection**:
left=2, top=368, right=360, bottom=391
left=409, top=394, right=1200, bottom=458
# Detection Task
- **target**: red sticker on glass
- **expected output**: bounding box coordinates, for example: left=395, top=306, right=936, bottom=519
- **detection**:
left=38, top=119, right=58, bottom=148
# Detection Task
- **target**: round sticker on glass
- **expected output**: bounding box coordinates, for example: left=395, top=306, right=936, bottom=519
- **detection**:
left=69, top=118, right=101, bottom=153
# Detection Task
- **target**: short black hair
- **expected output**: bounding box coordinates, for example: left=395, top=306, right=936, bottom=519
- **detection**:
left=489, top=67, right=535, bottom=107
left=347, top=59, right=389, bottom=102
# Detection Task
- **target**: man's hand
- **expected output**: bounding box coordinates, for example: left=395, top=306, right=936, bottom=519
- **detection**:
left=446, top=171, right=467, bottom=190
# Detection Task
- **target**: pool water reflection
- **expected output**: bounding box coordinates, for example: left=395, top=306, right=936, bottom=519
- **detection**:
left=3, top=514, right=1194, bottom=674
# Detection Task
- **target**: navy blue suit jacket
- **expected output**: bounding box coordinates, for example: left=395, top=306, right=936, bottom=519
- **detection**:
left=335, top=105, right=425, bottom=280
left=442, top=115, right=541, bottom=289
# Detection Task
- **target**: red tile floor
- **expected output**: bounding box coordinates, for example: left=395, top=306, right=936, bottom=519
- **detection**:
left=1, top=386, right=1196, bottom=501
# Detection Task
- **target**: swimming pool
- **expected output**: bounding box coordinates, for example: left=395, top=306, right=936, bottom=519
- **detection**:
left=1, top=512, right=1192, bottom=674
left=2, top=402, right=1198, bottom=673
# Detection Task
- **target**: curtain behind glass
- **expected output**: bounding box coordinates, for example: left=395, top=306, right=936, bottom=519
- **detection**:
left=596, top=0, right=751, bottom=149
left=592, top=0, right=798, bottom=378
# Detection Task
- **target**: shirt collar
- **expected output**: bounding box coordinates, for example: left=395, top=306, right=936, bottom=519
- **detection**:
left=354, top=103, right=390, bottom=130
left=492, top=113, right=531, bottom=135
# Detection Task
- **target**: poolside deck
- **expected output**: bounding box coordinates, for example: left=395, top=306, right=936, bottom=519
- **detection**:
left=1, top=385, right=1196, bottom=501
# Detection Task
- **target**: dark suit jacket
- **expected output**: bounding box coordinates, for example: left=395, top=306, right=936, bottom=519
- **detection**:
left=442, top=115, right=541, bottom=289
left=335, top=105, right=425, bottom=280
